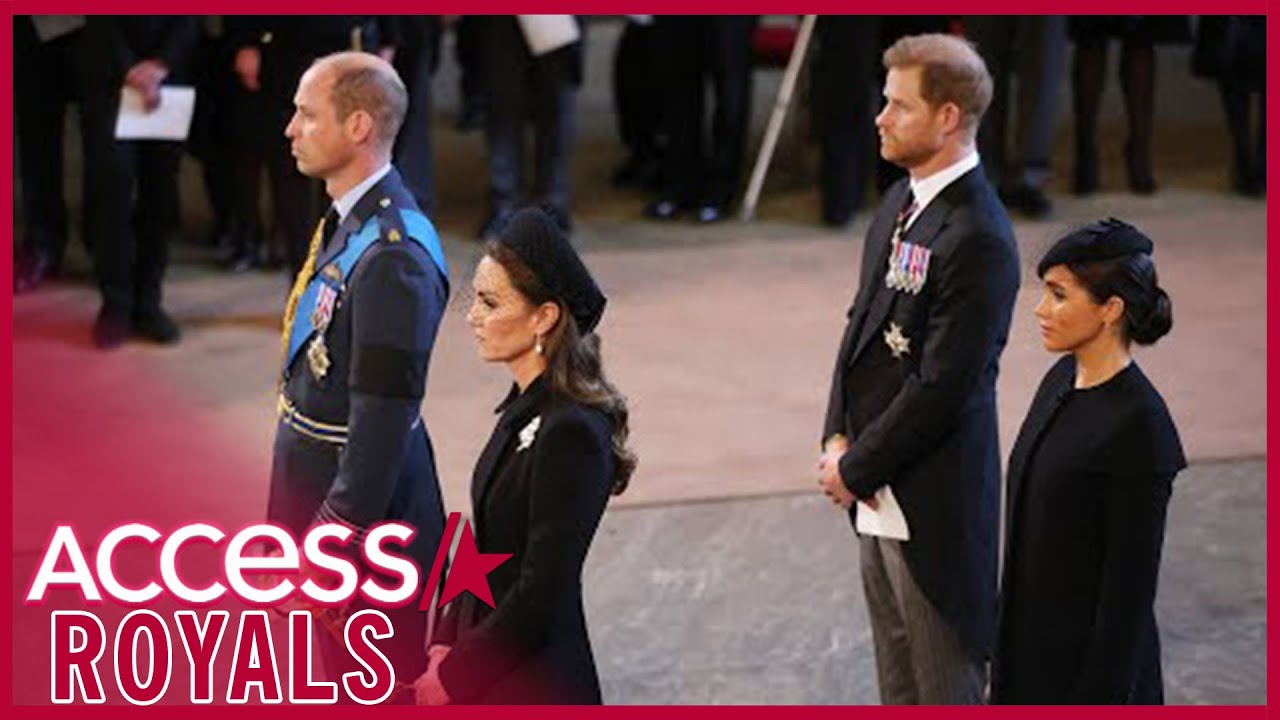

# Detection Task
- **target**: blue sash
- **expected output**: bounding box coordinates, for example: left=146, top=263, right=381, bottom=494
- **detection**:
left=284, top=208, right=448, bottom=375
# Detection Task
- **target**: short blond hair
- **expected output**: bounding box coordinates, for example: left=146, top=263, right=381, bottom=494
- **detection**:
left=883, top=33, right=992, bottom=131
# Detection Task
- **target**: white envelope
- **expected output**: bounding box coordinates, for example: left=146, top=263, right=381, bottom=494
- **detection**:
left=114, top=85, right=197, bottom=142
left=855, top=485, right=911, bottom=541
left=515, top=15, right=580, bottom=56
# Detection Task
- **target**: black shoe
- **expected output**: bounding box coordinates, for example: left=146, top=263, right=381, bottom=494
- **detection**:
left=1073, top=147, right=1099, bottom=196
left=1128, top=175, right=1157, bottom=196
left=14, top=248, right=54, bottom=294
left=1238, top=173, right=1267, bottom=198
left=644, top=198, right=684, bottom=221
left=694, top=204, right=728, bottom=224
left=1000, top=184, right=1053, bottom=219
left=1124, top=142, right=1157, bottom=196
left=225, top=249, right=259, bottom=274
left=132, top=309, right=181, bottom=345
left=92, top=310, right=130, bottom=350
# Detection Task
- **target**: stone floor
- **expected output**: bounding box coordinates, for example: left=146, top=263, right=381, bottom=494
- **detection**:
left=589, top=459, right=1267, bottom=705
left=9, top=17, right=1267, bottom=705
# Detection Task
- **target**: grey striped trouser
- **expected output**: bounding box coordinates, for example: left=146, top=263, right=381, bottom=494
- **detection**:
left=860, top=535, right=986, bottom=705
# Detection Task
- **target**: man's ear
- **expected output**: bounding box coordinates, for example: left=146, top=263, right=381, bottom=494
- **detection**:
left=347, top=110, right=375, bottom=145
left=938, top=101, right=963, bottom=135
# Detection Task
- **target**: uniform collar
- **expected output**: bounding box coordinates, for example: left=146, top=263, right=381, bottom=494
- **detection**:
left=332, top=163, right=392, bottom=223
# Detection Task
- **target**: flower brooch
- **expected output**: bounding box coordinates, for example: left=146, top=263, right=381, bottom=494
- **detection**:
left=517, top=416, right=542, bottom=452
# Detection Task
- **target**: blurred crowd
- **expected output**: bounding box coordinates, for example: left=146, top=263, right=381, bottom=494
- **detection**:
left=11, top=15, right=1267, bottom=349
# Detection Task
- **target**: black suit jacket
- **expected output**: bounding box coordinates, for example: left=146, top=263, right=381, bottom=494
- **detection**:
left=992, top=357, right=1185, bottom=704
left=435, top=375, right=613, bottom=705
left=823, top=167, right=1020, bottom=657
left=76, top=16, right=201, bottom=130
left=77, top=16, right=201, bottom=86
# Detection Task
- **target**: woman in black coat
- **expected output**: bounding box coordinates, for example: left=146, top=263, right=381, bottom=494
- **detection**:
left=415, top=207, right=636, bottom=705
left=991, top=219, right=1185, bottom=704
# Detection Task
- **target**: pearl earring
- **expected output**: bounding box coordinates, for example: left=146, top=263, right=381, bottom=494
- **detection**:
left=536, top=337, right=544, bottom=355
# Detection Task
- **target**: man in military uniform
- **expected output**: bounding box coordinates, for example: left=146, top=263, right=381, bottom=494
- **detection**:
left=267, top=51, right=448, bottom=697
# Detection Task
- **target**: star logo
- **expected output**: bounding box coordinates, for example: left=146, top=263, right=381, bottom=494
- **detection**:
left=884, top=322, right=910, bottom=359
left=438, top=519, right=512, bottom=609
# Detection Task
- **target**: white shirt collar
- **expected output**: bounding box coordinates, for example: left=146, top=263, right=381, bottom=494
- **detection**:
left=906, top=151, right=980, bottom=229
left=332, top=163, right=392, bottom=223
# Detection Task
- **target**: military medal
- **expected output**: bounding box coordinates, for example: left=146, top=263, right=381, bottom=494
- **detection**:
left=884, top=241, right=931, bottom=294
left=885, top=242, right=902, bottom=291
left=307, top=335, right=331, bottom=380
left=304, top=265, right=343, bottom=382
left=310, top=283, right=338, bottom=331
left=884, top=322, right=910, bottom=359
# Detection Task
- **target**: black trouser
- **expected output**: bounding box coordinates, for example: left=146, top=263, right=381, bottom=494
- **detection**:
left=393, top=19, right=440, bottom=213
left=79, top=83, right=182, bottom=317
left=455, top=16, right=488, bottom=117
left=654, top=15, right=757, bottom=209
left=613, top=21, right=662, bottom=164
left=965, top=16, right=1066, bottom=191
left=260, top=43, right=328, bottom=275
left=484, top=17, right=578, bottom=217
left=1219, top=81, right=1266, bottom=191
left=811, top=16, right=880, bottom=224
left=189, top=30, right=241, bottom=245
left=14, top=19, right=81, bottom=266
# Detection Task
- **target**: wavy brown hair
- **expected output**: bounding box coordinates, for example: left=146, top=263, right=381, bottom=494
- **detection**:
left=485, top=241, right=637, bottom=494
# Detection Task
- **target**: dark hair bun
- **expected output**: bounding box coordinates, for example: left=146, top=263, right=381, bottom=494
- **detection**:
left=1129, top=286, right=1173, bottom=345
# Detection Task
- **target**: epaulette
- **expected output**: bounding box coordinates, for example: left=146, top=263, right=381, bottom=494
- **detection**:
left=376, top=198, right=407, bottom=244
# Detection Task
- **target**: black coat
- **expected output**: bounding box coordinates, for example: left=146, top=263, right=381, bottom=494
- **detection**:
left=992, top=357, right=1185, bottom=704
left=823, top=168, right=1020, bottom=658
left=435, top=375, right=614, bottom=704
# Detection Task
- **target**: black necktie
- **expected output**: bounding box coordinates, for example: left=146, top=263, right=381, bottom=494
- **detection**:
left=322, top=207, right=340, bottom=249
left=893, top=189, right=918, bottom=244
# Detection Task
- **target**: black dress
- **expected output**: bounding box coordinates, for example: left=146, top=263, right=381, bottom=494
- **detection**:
left=992, top=356, right=1186, bottom=704
left=434, top=374, right=614, bottom=704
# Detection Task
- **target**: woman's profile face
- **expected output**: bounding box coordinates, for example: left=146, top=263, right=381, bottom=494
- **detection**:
left=1034, top=264, right=1115, bottom=353
left=466, top=256, right=539, bottom=363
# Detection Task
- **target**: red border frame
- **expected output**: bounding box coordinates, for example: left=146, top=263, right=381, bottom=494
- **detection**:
left=5, top=3, right=1272, bottom=716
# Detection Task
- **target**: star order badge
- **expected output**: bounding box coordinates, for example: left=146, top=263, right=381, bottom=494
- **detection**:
left=884, top=322, right=910, bottom=359
left=306, top=335, right=331, bottom=380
